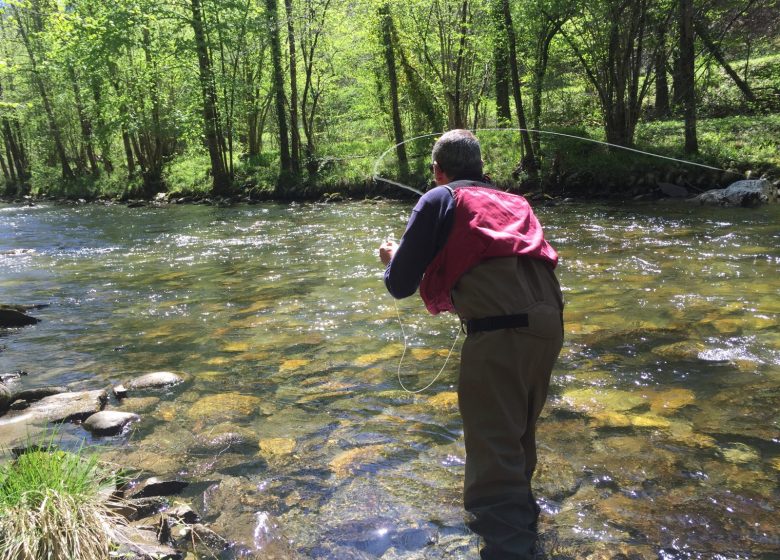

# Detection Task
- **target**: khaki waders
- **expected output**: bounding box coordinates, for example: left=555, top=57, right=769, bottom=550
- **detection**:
left=451, top=256, right=564, bottom=560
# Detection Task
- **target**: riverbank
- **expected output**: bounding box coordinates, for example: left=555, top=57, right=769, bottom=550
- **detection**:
left=2, top=115, right=779, bottom=205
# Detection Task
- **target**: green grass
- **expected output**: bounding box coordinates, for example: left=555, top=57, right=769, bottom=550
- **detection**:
left=0, top=436, right=126, bottom=560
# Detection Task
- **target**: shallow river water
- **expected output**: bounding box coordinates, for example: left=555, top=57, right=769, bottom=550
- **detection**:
left=0, top=200, right=778, bottom=559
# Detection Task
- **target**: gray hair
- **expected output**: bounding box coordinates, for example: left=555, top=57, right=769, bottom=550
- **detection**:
left=431, top=129, right=483, bottom=180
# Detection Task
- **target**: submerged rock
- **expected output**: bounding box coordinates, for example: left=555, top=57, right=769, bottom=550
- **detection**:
left=186, top=392, right=264, bottom=423
left=259, top=437, right=296, bottom=458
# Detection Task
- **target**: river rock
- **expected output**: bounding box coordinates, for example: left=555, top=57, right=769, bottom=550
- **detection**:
left=111, top=496, right=170, bottom=521
left=128, top=477, right=189, bottom=499
left=83, top=410, right=141, bottom=436
left=0, top=382, right=11, bottom=414
left=114, top=525, right=182, bottom=560
left=0, top=389, right=107, bottom=424
left=126, top=371, right=184, bottom=392
left=11, top=386, right=68, bottom=403
left=186, top=392, right=263, bottom=423
left=657, top=182, right=689, bottom=198
left=0, top=307, right=40, bottom=327
left=693, top=178, right=775, bottom=207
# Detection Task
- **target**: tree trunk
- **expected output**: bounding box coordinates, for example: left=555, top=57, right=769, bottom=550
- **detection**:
left=284, top=0, right=301, bottom=175
left=67, top=65, right=99, bottom=175
left=532, top=18, right=563, bottom=156
left=90, top=77, right=114, bottom=173
left=2, top=119, right=28, bottom=182
left=694, top=18, right=756, bottom=103
left=654, top=25, right=670, bottom=118
left=501, top=0, right=536, bottom=172
left=492, top=1, right=511, bottom=126
left=0, top=147, right=11, bottom=184
left=378, top=4, right=409, bottom=180
left=190, top=0, right=231, bottom=195
left=265, top=0, right=292, bottom=178
left=679, top=0, right=698, bottom=154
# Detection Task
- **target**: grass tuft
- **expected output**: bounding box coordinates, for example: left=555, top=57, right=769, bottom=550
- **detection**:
left=0, top=436, right=127, bottom=560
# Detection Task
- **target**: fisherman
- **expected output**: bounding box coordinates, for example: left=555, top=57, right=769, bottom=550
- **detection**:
left=378, top=129, right=564, bottom=559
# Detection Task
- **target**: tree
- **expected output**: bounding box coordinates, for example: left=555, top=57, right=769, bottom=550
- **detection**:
left=190, top=0, right=231, bottom=195
left=500, top=0, right=536, bottom=170
left=265, top=0, right=292, bottom=180
left=284, top=0, right=302, bottom=175
left=679, top=0, right=698, bottom=153
left=10, top=2, right=74, bottom=180
left=560, top=0, right=661, bottom=147
left=377, top=3, right=408, bottom=180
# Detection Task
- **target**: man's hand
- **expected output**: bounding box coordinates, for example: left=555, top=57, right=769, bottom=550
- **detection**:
left=379, top=240, right=398, bottom=266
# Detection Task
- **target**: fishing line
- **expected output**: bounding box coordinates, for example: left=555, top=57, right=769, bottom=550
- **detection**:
left=393, top=298, right=460, bottom=394
left=371, top=128, right=733, bottom=195
left=377, top=128, right=733, bottom=393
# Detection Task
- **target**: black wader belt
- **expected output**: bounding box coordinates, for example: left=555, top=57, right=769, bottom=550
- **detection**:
left=462, top=313, right=529, bottom=335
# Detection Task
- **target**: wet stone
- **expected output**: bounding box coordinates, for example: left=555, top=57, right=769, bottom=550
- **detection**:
left=186, top=392, right=264, bottom=423
left=0, top=382, right=10, bottom=414
left=11, top=386, right=68, bottom=403
left=534, top=452, right=581, bottom=501
left=126, top=371, right=185, bottom=392
left=83, top=410, right=141, bottom=436
left=2, top=389, right=107, bottom=424
left=128, top=477, right=189, bottom=499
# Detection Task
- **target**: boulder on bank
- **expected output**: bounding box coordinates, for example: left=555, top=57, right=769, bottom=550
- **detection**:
left=693, top=178, right=776, bottom=207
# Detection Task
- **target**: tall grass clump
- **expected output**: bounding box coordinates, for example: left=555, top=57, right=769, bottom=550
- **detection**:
left=0, top=439, right=126, bottom=560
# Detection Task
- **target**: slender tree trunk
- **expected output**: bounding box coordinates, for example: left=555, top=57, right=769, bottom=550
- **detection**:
left=654, top=26, right=670, bottom=118
left=142, top=28, right=164, bottom=177
left=284, top=0, right=301, bottom=175
left=492, top=0, right=511, bottom=126
left=501, top=0, right=536, bottom=172
left=122, top=131, right=136, bottom=177
left=190, top=0, right=230, bottom=195
left=694, top=18, right=756, bottom=103
left=67, top=65, right=99, bottom=174
left=531, top=19, right=563, bottom=156
left=265, top=0, right=292, bottom=176
left=2, top=120, right=27, bottom=182
left=679, top=0, right=698, bottom=154
left=0, top=147, right=10, bottom=184
left=378, top=3, right=408, bottom=180
left=90, top=77, right=114, bottom=173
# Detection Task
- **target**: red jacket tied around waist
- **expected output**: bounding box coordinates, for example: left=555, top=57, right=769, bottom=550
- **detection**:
left=419, top=185, right=559, bottom=315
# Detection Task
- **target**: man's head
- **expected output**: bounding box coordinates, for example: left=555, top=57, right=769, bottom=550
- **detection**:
left=431, top=129, right=483, bottom=183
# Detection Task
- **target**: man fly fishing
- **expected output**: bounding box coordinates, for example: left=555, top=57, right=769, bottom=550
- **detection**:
left=379, top=129, right=564, bottom=559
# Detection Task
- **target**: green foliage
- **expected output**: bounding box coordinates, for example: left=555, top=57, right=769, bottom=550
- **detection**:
left=0, top=0, right=777, bottom=200
left=0, top=435, right=126, bottom=560
left=163, top=151, right=213, bottom=196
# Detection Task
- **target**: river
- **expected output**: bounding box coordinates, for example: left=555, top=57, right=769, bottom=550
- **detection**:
left=1, top=200, right=778, bottom=559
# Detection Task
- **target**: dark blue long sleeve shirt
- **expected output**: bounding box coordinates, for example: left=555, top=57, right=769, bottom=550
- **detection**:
left=384, top=186, right=456, bottom=298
